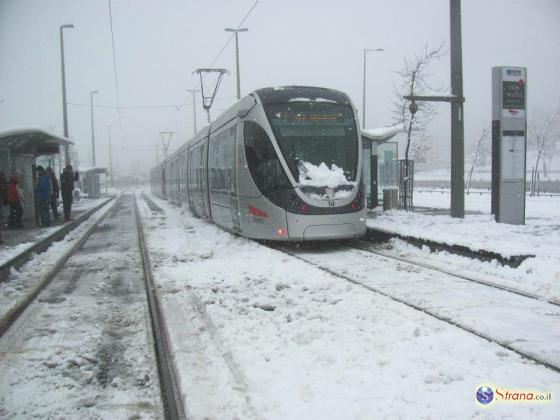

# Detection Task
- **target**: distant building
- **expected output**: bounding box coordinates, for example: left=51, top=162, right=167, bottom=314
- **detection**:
left=76, top=167, right=108, bottom=199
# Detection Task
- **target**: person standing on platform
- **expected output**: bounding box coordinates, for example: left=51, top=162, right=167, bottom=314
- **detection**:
left=0, top=171, right=7, bottom=243
left=47, top=167, right=60, bottom=220
left=35, top=166, right=51, bottom=227
left=7, top=175, right=23, bottom=228
left=60, top=165, right=79, bottom=221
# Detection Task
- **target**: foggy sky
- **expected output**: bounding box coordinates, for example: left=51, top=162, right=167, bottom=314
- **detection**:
left=1, top=0, right=559, bottom=176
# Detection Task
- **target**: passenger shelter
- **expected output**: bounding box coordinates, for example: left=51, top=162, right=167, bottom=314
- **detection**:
left=361, top=126, right=401, bottom=209
left=77, top=167, right=108, bottom=199
left=0, top=127, right=73, bottom=223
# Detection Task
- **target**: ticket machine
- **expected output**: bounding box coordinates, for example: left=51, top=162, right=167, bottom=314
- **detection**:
left=491, top=66, right=527, bottom=225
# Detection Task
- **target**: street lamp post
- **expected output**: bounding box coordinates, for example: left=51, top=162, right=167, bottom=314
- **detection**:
left=225, top=27, right=248, bottom=100
left=60, top=24, right=74, bottom=165
left=90, top=90, right=99, bottom=166
left=362, top=48, right=384, bottom=129
left=108, top=126, right=113, bottom=187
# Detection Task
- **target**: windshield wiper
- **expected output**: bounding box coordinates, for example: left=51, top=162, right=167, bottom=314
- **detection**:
left=296, top=159, right=308, bottom=176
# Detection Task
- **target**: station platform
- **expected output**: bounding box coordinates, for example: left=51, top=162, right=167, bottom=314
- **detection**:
left=0, top=197, right=112, bottom=267
left=366, top=189, right=559, bottom=270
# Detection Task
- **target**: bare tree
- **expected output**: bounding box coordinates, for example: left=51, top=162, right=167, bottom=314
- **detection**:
left=528, top=108, right=560, bottom=195
left=392, top=43, right=446, bottom=210
left=466, top=127, right=489, bottom=194
left=410, top=133, right=433, bottom=163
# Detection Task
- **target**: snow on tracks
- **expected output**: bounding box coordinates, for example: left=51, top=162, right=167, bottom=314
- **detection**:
left=137, top=192, right=560, bottom=419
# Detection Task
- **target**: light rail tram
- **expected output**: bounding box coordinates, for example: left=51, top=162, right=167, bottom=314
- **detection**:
left=150, top=86, right=366, bottom=241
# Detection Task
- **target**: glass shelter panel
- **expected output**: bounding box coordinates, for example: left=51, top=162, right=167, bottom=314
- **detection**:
left=377, top=142, right=398, bottom=205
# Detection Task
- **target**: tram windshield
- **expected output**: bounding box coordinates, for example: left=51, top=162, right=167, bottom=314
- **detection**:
left=265, top=102, right=359, bottom=187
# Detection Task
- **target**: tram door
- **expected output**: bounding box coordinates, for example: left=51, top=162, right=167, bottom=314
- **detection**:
left=201, top=143, right=210, bottom=219
left=161, top=168, right=167, bottom=199
left=229, top=126, right=240, bottom=231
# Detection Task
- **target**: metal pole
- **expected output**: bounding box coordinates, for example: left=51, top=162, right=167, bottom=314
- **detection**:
left=225, top=28, right=248, bottom=100
left=187, top=89, right=199, bottom=135
left=90, top=90, right=99, bottom=166
left=362, top=49, right=366, bottom=129
left=450, top=0, right=465, bottom=218
left=234, top=32, right=241, bottom=100
left=60, top=24, right=74, bottom=166
left=108, top=126, right=113, bottom=187
left=361, top=48, right=384, bottom=129
left=159, top=131, right=173, bottom=159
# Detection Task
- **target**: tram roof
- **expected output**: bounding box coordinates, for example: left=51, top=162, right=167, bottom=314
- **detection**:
left=254, top=86, right=351, bottom=105
left=0, top=126, right=73, bottom=157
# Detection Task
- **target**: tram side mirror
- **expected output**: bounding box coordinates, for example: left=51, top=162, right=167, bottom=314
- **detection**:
left=237, top=108, right=250, bottom=119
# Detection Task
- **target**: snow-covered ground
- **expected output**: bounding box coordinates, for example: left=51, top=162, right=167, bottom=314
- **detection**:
left=0, top=194, right=161, bottom=418
left=138, top=191, right=559, bottom=419
left=0, top=197, right=116, bottom=322
left=0, top=196, right=112, bottom=265
left=368, top=190, right=560, bottom=302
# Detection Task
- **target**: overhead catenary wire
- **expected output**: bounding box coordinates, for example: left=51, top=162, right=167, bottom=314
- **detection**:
left=107, top=0, right=128, bottom=153
left=163, top=0, right=260, bottom=134
left=66, top=96, right=237, bottom=110
left=108, top=0, right=120, bottom=110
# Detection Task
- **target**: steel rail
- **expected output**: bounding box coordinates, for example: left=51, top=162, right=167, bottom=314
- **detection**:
left=268, top=243, right=560, bottom=374
left=0, top=196, right=118, bottom=338
left=0, top=196, right=116, bottom=282
left=134, top=194, right=187, bottom=420
left=351, top=240, right=560, bottom=307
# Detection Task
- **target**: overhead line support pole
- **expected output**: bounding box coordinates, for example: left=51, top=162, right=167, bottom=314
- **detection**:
left=403, top=0, right=465, bottom=218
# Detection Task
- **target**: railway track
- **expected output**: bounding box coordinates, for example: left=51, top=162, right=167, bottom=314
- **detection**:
left=134, top=194, right=186, bottom=420
left=0, top=196, right=116, bottom=282
left=269, top=241, right=560, bottom=374
left=352, top=239, right=560, bottom=307
left=0, top=194, right=185, bottom=419
left=0, top=196, right=117, bottom=338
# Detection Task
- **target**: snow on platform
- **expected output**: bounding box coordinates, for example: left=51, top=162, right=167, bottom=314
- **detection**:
left=0, top=197, right=110, bottom=266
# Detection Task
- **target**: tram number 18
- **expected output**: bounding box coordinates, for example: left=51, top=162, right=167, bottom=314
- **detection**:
left=328, top=200, right=335, bottom=207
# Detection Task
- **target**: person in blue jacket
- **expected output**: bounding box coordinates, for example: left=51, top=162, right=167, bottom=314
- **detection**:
left=35, top=166, right=51, bottom=227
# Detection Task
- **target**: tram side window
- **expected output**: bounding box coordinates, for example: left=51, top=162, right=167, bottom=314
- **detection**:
left=244, top=121, right=290, bottom=194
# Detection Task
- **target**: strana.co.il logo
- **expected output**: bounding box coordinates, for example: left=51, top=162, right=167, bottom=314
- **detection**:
left=476, top=386, right=494, bottom=405
left=476, top=385, right=552, bottom=405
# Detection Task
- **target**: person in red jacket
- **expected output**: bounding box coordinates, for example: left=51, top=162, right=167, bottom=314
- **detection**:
left=7, top=176, right=24, bottom=228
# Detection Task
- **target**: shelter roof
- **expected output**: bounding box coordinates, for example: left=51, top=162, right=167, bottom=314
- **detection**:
left=0, top=126, right=73, bottom=157
left=361, top=125, right=402, bottom=144
left=79, top=166, right=108, bottom=174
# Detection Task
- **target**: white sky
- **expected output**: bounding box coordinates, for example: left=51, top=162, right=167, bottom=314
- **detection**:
left=0, top=0, right=559, bottom=175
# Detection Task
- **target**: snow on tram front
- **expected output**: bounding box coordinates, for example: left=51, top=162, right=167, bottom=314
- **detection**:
left=152, top=86, right=367, bottom=241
